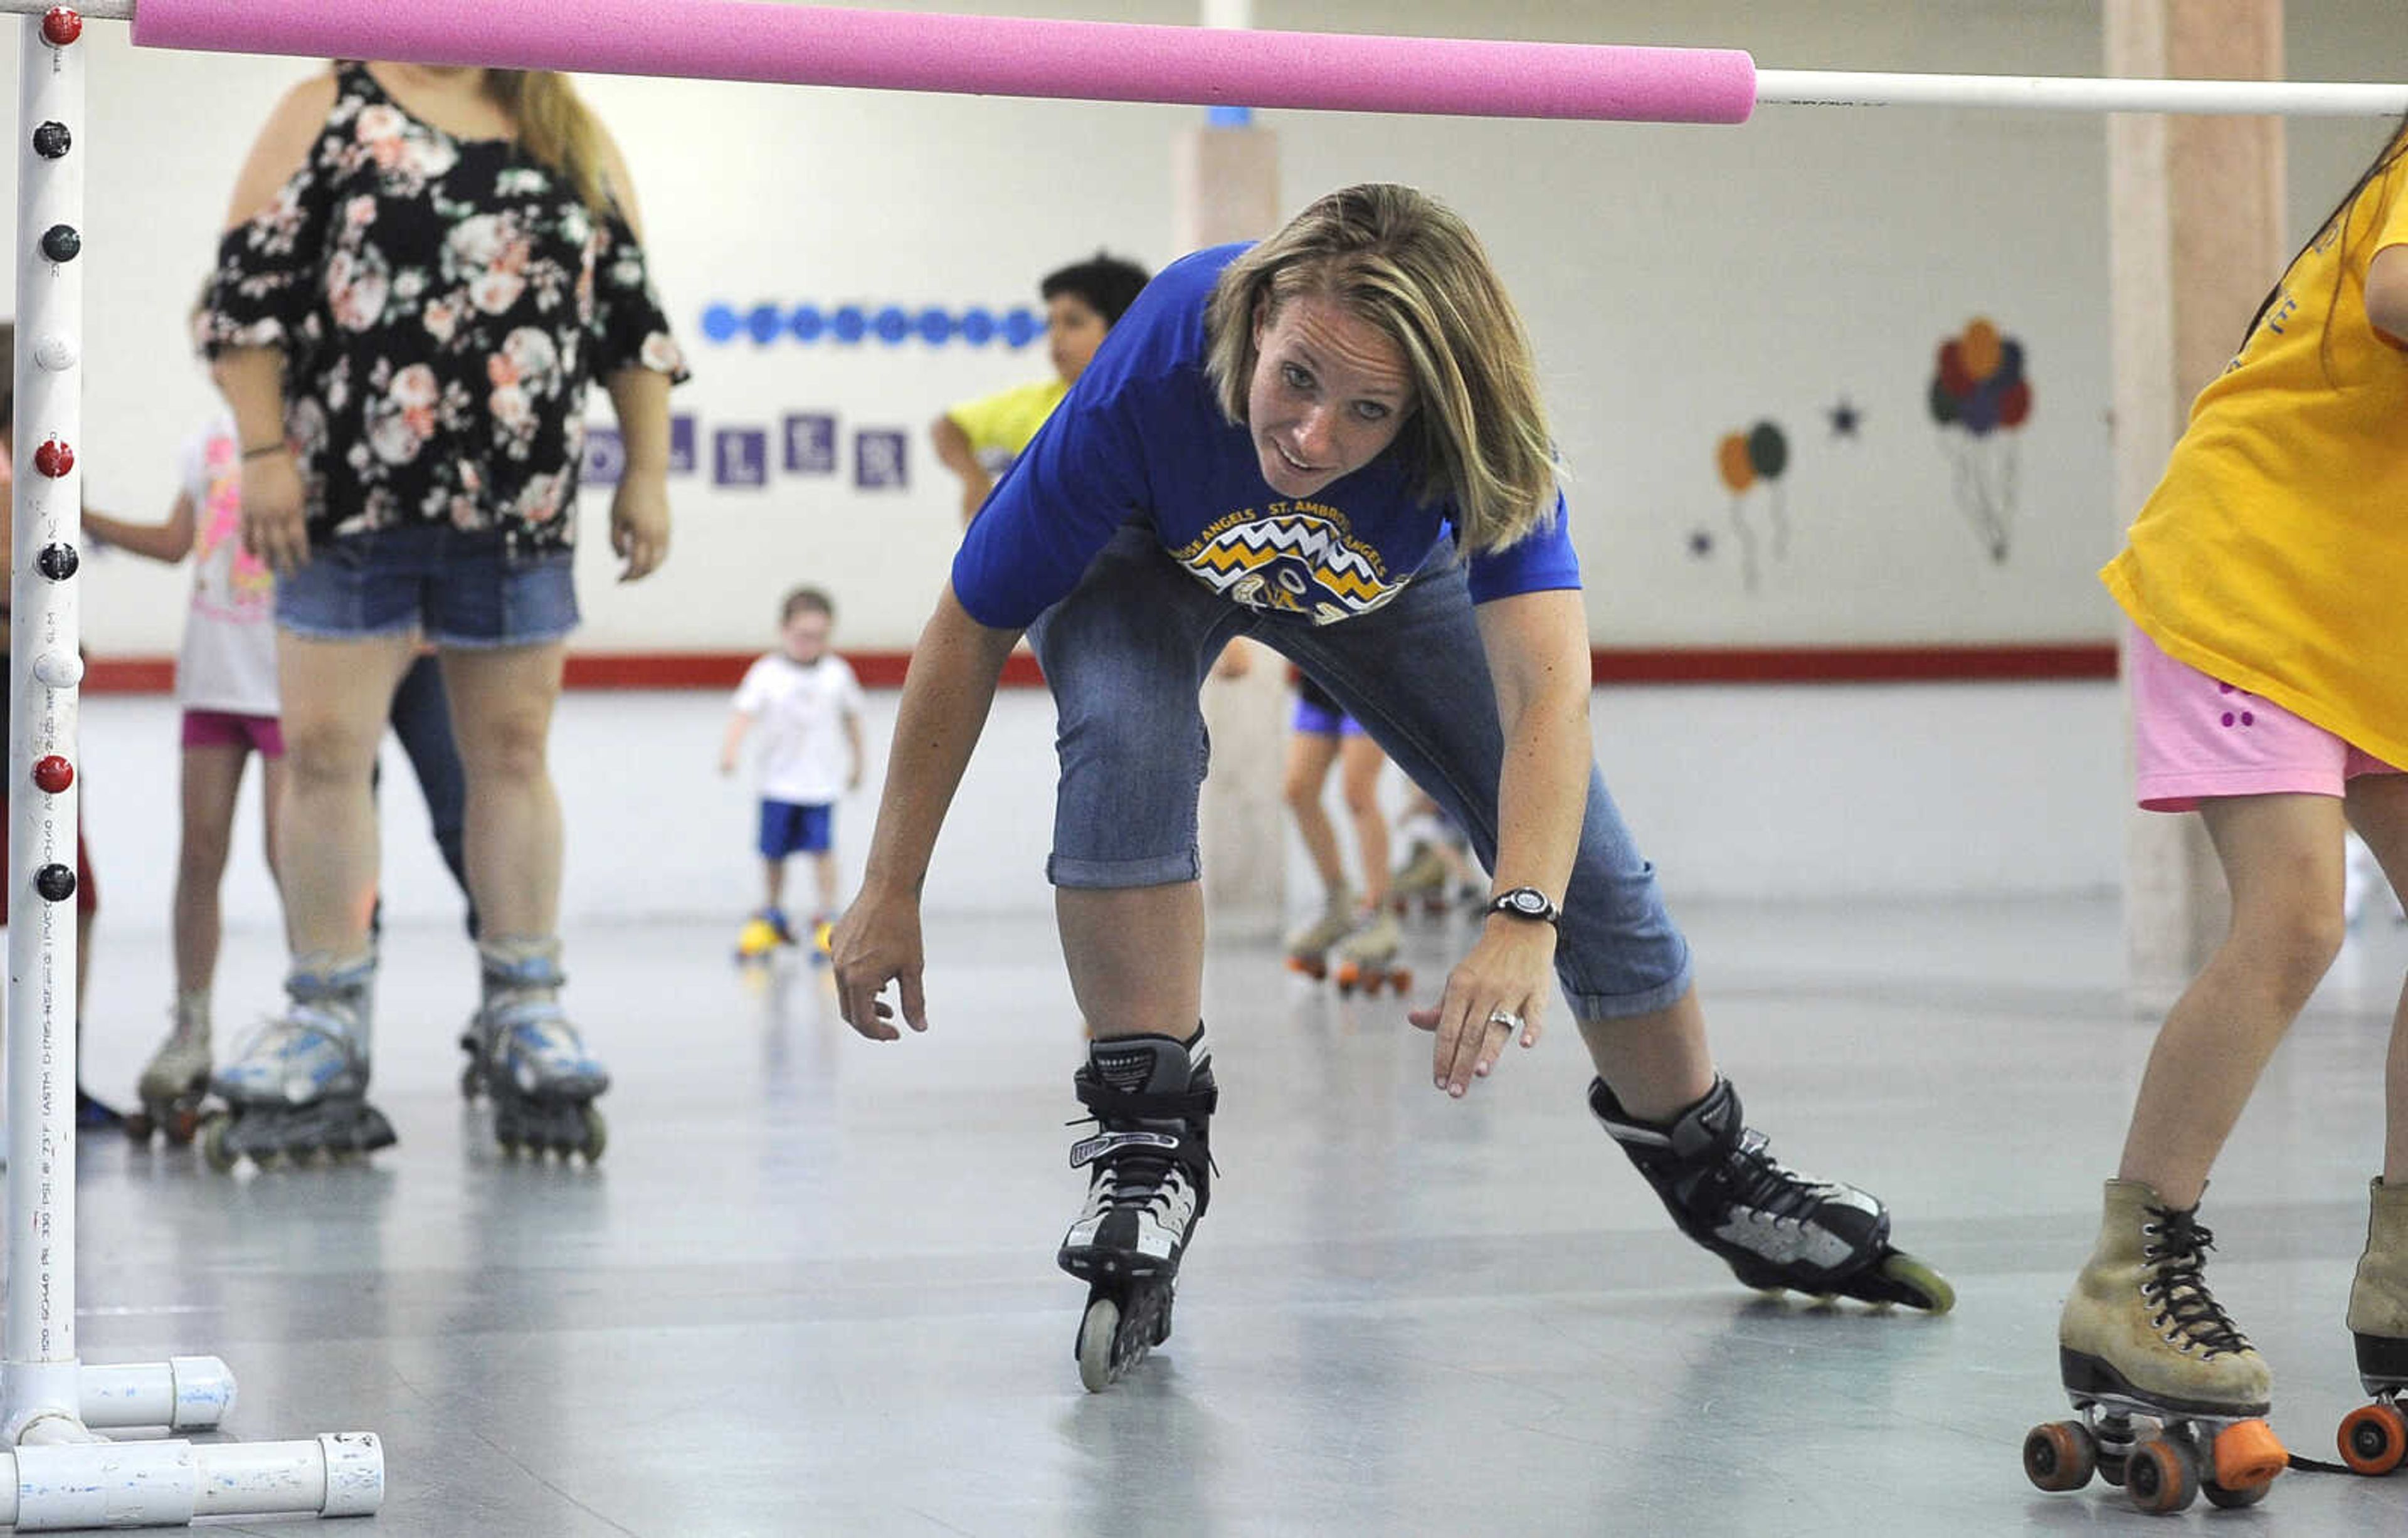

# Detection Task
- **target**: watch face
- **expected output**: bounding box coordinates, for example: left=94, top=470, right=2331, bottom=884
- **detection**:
left=1502, top=889, right=1547, bottom=916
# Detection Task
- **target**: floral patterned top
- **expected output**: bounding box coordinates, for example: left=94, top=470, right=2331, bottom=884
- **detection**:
left=201, top=62, right=687, bottom=552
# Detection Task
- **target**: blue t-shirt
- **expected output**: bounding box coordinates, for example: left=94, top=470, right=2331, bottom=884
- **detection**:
left=950, top=245, right=1581, bottom=631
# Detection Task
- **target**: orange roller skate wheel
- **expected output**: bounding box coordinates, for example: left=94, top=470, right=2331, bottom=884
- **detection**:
left=1286, top=956, right=1326, bottom=981
left=2209, top=1418, right=2287, bottom=1490
left=2339, top=1401, right=2408, bottom=1476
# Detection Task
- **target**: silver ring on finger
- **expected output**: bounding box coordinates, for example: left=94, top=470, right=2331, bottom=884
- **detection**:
left=1486, top=1007, right=1523, bottom=1033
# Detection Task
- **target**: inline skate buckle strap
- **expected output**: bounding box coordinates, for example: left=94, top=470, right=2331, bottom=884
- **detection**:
left=1069, top=1129, right=1183, bottom=1169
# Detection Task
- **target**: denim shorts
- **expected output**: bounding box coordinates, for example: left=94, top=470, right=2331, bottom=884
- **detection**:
left=275, top=522, right=579, bottom=648
left=1025, top=526, right=1692, bottom=1022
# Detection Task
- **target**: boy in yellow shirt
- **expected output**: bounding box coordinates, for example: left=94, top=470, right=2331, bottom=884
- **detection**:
left=931, top=253, right=1149, bottom=525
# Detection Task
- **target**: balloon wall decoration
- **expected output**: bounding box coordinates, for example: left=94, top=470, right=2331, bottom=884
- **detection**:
left=1927, top=317, right=2034, bottom=562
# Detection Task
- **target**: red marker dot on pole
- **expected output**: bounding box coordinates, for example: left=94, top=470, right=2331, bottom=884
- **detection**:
left=33, top=438, right=73, bottom=479
left=41, top=8, right=82, bottom=48
left=32, top=756, right=73, bottom=794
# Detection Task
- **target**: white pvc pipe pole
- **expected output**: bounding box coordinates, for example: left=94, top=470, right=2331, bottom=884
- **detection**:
left=78, top=1358, right=235, bottom=1432
left=6, top=6, right=88, bottom=1446
left=0, top=12, right=382, bottom=1527
left=0, top=1433, right=381, bottom=1529
left=1753, top=68, right=2408, bottom=117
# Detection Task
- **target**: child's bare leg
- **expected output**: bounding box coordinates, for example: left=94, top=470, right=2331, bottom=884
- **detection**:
left=1338, top=734, right=1390, bottom=910
left=2118, top=793, right=2347, bottom=1208
left=2345, top=774, right=2408, bottom=1184
left=1282, top=730, right=1346, bottom=897
left=813, top=848, right=840, bottom=917
left=763, top=855, right=786, bottom=912
left=173, top=743, right=249, bottom=998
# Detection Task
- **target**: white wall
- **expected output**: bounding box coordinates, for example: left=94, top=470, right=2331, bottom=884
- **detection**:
left=11, top=1, right=2400, bottom=658
left=71, top=678, right=2122, bottom=945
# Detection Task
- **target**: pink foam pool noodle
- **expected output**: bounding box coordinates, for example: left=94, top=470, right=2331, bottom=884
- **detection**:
left=130, top=0, right=1757, bottom=125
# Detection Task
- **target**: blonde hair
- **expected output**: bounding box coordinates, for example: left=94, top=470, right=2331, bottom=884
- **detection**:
left=1203, top=184, right=1557, bottom=553
left=483, top=70, right=613, bottom=214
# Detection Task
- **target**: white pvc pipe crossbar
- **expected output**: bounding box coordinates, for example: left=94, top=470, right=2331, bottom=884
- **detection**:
left=3, top=11, right=381, bottom=1528
left=1755, top=68, right=2408, bottom=117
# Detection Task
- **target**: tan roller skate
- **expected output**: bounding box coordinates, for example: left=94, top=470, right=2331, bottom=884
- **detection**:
left=2337, top=1177, right=2408, bottom=1475
left=1388, top=842, right=1449, bottom=918
left=1333, top=909, right=1411, bottom=997
left=124, top=990, right=211, bottom=1146
left=1284, top=886, right=1354, bottom=982
left=2023, top=1180, right=2286, bottom=1512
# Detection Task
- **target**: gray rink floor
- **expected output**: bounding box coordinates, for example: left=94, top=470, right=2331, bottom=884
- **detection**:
left=38, top=897, right=2408, bottom=1535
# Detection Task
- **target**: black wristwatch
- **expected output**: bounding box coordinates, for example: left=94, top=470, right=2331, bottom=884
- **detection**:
left=1487, top=887, right=1561, bottom=927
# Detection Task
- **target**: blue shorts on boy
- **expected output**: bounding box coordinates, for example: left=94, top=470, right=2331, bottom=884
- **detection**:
left=759, top=799, right=835, bottom=859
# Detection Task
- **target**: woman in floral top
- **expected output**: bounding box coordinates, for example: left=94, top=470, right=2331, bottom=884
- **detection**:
left=198, top=61, right=685, bottom=1165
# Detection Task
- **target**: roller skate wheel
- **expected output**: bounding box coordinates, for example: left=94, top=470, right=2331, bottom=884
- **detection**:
left=2340, top=1400, right=2408, bottom=1475
left=2207, top=1417, right=2285, bottom=1490
left=578, top=1105, right=609, bottom=1163
left=1077, top=1294, right=1121, bottom=1393
left=1390, top=968, right=1413, bottom=994
left=122, top=1109, right=156, bottom=1142
left=2202, top=1476, right=2270, bottom=1509
left=2124, top=1437, right=2198, bottom=1515
left=1876, top=1252, right=1956, bottom=1314
left=2022, top=1419, right=2096, bottom=1493
left=199, top=1115, right=239, bottom=1173
left=1286, top=956, right=1326, bottom=981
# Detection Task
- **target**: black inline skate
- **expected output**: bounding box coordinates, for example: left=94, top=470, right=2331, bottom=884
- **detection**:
left=1057, top=1029, right=1217, bottom=1391
left=1591, top=1075, right=1954, bottom=1311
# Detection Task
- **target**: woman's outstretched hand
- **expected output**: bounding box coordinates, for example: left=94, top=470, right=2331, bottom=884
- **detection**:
left=1407, top=917, right=1553, bottom=1097
left=831, top=883, right=930, bottom=1040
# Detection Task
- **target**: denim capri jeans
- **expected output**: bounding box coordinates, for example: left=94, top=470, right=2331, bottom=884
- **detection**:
left=1025, top=525, right=1692, bottom=1023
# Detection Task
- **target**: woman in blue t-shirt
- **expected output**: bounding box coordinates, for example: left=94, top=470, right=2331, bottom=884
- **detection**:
left=833, top=186, right=1950, bottom=1367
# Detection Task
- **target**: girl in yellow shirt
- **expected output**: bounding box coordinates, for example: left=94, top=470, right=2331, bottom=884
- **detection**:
left=2030, top=117, right=2408, bottom=1505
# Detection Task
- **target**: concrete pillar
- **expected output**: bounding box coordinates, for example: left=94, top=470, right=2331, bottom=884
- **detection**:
left=1175, top=122, right=1288, bottom=939
left=2106, top=1, right=2285, bottom=1010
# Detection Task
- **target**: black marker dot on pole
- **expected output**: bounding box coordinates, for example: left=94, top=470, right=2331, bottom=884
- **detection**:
left=36, top=543, right=77, bottom=581
left=40, top=224, right=79, bottom=263
left=34, top=863, right=77, bottom=903
left=32, top=122, right=70, bottom=159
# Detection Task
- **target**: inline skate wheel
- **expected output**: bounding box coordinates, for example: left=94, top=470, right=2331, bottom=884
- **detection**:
left=578, top=1105, right=608, bottom=1162
left=122, top=1109, right=156, bottom=1142
left=2124, top=1437, right=2198, bottom=1515
left=1077, top=1294, right=1121, bottom=1393
left=2340, top=1401, right=2407, bottom=1475
left=2022, top=1419, right=2096, bottom=1493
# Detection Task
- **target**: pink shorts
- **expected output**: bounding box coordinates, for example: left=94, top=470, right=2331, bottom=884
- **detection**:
left=2128, top=624, right=2399, bottom=811
left=180, top=709, right=284, bottom=758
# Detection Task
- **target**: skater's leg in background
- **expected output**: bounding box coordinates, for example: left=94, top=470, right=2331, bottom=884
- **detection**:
left=1576, top=988, right=1716, bottom=1124
left=172, top=742, right=247, bottom=999
left=1059, top=884, right=1205, bottom=1041
left=763, top=855, right=786, bottom=912
left=279, top=630, right=419, bottom=956
left=1282, top=729, right=1346, bottom=897
left=440, top=641, right=567, bottom=942
left=389, top=651, right=476, bottom=930
left=2118, top=793, right=2346, bottom=1209
left=2345, top=774, right=2408, bottom=1184
left=1338, top=734, right=1390, bottom=911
